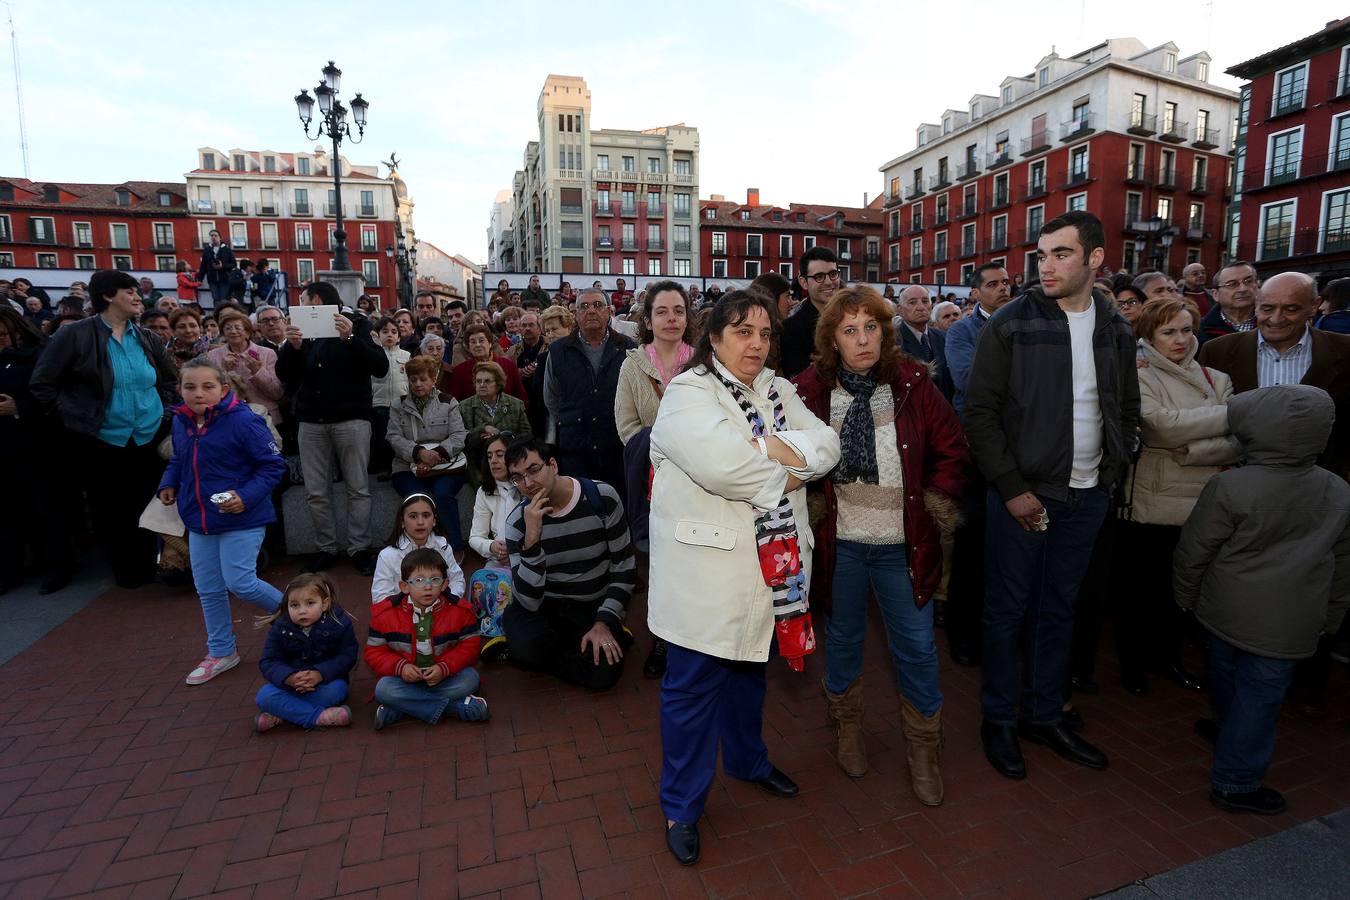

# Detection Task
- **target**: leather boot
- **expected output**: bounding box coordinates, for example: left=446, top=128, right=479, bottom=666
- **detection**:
left=822, top=678, right=867, bottom=777
left=902, top=700, right=944, bottom=807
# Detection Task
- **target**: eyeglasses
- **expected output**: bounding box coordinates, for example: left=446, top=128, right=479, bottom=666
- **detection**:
left=405, top=576, right=445, bottom=588
left=804, top=269, right=842, bottom=285
left=1218, top=276, right=1259, bottom=291
left=508, top=461, right=546, bottom=486
left=577, top=301, right=607, bottom=311
left=1119, top=298, right=1142, bottom=308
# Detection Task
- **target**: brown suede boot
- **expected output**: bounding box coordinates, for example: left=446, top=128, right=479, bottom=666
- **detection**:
left=901, top=700, right=944, bottom=806
left=823, top=678, right=867, bottom=777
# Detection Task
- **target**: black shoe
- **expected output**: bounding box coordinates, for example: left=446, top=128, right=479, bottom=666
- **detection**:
left=1060, top=708, right=1084, bottom=732
left=643, top=639, right=668, bottom=679
left=753, top=767, right=799, bottom=798
left=1166, top=663, right=1205, bottom=692
left=932, top=599, right=946, bottom=627
left=1210, top=786, right=1286, bottom=815
left=1069, top=675, right=1100, bottom=695
left=981, top=721, right=1026, bottom=780
left=948, top=639, right=979, bottom=667
left=1018, top=722, right=1109, bottom=770
left=303, top=552, right=338, bottom=573
left=37, top=573, right=71, bottom=596
left=666, top=821, right=700, bottom=866
left=157, top=568, right=191, bottom=588
left=1194, top=718, right=1219, bottom=745
left=1121, top=669, right=1150, bottom=696
left=350, top=550, right=377, bottom=576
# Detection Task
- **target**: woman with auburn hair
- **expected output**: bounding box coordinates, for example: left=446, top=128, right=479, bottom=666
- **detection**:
left=792, top=284, right=967, bottom=804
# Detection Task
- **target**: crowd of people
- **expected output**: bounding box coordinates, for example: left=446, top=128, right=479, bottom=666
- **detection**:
left=2, top=209, right=1349, bottom=870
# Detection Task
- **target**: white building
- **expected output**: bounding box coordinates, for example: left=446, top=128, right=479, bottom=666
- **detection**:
left=486, top=189, right=514, bottom=271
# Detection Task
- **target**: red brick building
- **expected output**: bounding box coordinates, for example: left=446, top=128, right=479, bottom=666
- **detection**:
left=698, top=189, right=885, bottom=283
left=1227, top=16, right=1350, bottom=281
left=0, top=179, right=189, bottom=272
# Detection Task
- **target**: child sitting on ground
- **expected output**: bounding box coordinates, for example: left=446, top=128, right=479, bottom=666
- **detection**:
left=365, top=547, right=489, bottom=730
left=370, top=493, right=466, bottom=604
left=1174, top=384, right=1350, bottom=816
left=255, top=574, right=358, bottom=732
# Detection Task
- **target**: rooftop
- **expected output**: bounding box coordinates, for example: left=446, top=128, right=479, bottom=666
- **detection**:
left=0, top=178, right=187, bottom=211
left=1227, top=16, right=1350, bottom=78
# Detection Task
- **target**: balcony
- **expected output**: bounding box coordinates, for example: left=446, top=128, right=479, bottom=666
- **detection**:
left=1186, top=223, right=1205, bottom=241
left=958, top=199, right=979, bottom=219
left=295, top=240, right=313, bottom=252
left=960, top=239, right=981, bottom=259
left=560, top=204, right=583, bottom=216
left=932, top=246, right=948, bottom=263
left=888, top=256, right=902, bottom=273
left=1022, top=226, right=1040, bottom=246
left=560, top=237, right=584, bottom=249
left=153, top=242, right=175, bottom=252
left=1193, top=126, right=1220, bottom=150
left=672, top=172, right=694, bottom=185
left=1189, top=175, right=1216, bottom=195
left=990, top=232, right=1009, bottom=252
left=927, top=173, right=952, bottom=191
left=905, top=183, right=926, bottom=200
left=647, top=203, right=663, bottom=217
left=258, top=203, right=278, bottom=216
left=648, top=239, right=664, bottom=251
left=1060, top=112, right=1095, bottom=141
left=674, top=240, right=692, bottom=252
left=226, top=203, right=247, bottom=215
left=865, top=251, right=880, bottom=264
left=597, top=237, right=613, bottom=248
left=1271, top=89, right=1305, bottom=118
left=620, top=239, right=638, bottom=250
left=1266, top=164, right=1300, bottom=187
left=620, top=205, right=638, bottom=217
left=1127, top=112, right=1157, bottom=136
left=292, top=201, right=311, bottom=216
left=956, top=161, right=980, bottom=180
left=1021, top=180, right=1048, bottom=201
left=673, top=207, right=691, bottom=219
left=594, top=200, right=613, bottom=217
left=357, top=204, right=377, bottom=218
left=1061, top=163, right=1095, bottom=189
left=910, top=252, right=924, bottom=268
left=888, top=225, right=902, bottom=240
left=194, top=200, right=216, bottom=213
left=1157, top=168, right=1178, bottom=190
left=989, top=186, right=1011, bottom=209
left=986, top=150, right=1014, bottom=170
left=592, top=168, right=613, bottom=180
left=323, top=203, right=344, bottom=217
left=1330, top=72, right=1350, bottom=100
left=1160, top=120, right=1188, bottom=144
left=644, top=172, right=668, bottom=185
left=934, top=210, right=950, bottom=226
left=1124, top=162, right=1150, bottom=185
left=1238, top=227, right=1350, bottom=261
left=911, top=218, right=925, bottom=233
left=1020, top=131, right=1051, bottom=157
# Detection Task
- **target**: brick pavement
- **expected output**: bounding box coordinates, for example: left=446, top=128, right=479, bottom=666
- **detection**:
left=1, top=559, right=1347, bottom=899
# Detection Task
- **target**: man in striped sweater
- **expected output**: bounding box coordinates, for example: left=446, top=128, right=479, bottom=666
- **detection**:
left=502, top=437, right=637, bottom=690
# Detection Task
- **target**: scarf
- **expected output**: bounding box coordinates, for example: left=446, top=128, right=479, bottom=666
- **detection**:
left=832, top=368, right=879, bottom=485
left=645, top=342, right=694, bottom=386
left=710, top=366, right=815, bottom=671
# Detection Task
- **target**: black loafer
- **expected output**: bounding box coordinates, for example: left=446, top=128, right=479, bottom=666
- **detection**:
left=666, top=821, right=700, bottom=865
left=753, top=766, right=799, bottom=798
left=350, top=550, right=377, bottom=576
left=981, top=721, right=1026, bottom=780
left=1060, top=708, right=1084, bottom=732
left=1019, top=723, right=1108, bottom=770
left=1210, top=786, right=1286, bottom=815
left=1167, top=663, right=1205, bottom=692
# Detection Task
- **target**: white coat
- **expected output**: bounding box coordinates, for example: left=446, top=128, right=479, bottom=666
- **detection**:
left=647, top=358, right=841, bottom=662
left=468, top=481, right=521, bottom=560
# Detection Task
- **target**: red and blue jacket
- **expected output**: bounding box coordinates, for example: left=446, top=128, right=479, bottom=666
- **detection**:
left=364, top=591, right=481, bottom=681
left=158, top=391, right=286, bottom=535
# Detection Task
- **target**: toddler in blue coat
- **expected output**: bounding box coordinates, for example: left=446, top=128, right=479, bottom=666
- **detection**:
left=255, top=573, right=358, bottom=731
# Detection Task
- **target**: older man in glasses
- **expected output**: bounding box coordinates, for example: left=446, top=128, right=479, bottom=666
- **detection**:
left=1197, top=262, right=1259, bottom=346
left=779, top=246, right=843, bottom=377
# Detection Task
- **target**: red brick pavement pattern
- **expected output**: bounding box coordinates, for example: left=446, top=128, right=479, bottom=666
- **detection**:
left=1, top=560, right=1348, bottom=899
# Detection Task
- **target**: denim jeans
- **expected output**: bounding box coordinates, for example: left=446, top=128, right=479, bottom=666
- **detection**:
left=256, top=680, right=349, bottom=728
left=298, top=420, right=373, bottom=555
left=373, top=667, right=480, bottom=725
left=391, top=471, right=466, bottom=550
left=1209, top=636, right=1297, bottom=793
left=188, top=527, right=282, bottom=658
left=825, top=541, right=941, bottom=716
left=981, top=486, right=1109, bottom=726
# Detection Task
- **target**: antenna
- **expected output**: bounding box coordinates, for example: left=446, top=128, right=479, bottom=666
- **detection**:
left=4, top=1, right=30, bottom=178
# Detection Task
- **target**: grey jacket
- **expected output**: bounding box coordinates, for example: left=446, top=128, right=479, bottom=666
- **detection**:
left=1173, top=385, right=1350, bottom=659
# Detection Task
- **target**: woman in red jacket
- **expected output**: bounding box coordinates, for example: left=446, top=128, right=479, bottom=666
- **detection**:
left=443, top=322, right=526, bottom=405
left=793, top=285, right=966, bottom=805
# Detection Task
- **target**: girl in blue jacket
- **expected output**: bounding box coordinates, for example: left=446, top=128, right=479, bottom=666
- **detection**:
left=157, top=357, right=287, bottom=686
left=255, top=573, right=358, bottom=731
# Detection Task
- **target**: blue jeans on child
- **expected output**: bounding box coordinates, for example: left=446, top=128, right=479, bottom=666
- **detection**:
left=256, top=680, right=349, bottom=729
left=824, top=541, right=942, bottom=716
left=374, top=667, right=480, bottom=725
left=391, top=471, right=466, bottom=549
left=1209, top=636, right=1298, bottom=794
left=189, top=527, right=282, bottom=658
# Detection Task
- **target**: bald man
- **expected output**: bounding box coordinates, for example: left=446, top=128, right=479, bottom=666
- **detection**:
left=1180, top=262, right=1213, bottom=315
left=894, top=285, right=954, bottom=401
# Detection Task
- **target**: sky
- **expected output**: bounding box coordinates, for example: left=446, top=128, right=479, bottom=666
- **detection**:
left=0, top=0, right=1344, bottom=264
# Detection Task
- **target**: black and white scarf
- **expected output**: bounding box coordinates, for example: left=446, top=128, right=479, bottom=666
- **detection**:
left=831, top=368, right=879, bottom=485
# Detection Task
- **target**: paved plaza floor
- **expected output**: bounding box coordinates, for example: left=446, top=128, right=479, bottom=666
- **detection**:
left=1, top=558, right=1347, bottom=899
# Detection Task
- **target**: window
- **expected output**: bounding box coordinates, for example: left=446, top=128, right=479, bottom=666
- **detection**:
left=647, top=157, right=662, bottom=173
left=647, top=223, right=662, bottom=248
left=738, top=210, right=750, bottom=221
left=1162, top=101, right=1177, bottom=135
left=298, top=157, right=311, bottom=175
left=1029, top=160, right=1046, bottom=194
left=1002, top=85, right=1013, bottom=105
left=911, top=205, right=923, bottom=231
left=937, top=194, right=949, bottom=223
left=73, top=221, right=91, bottom=246
left=228, top=186, right=244, bottom=213
left=202, top=152, right=215, bottom=170
left=933, top=270, right=946, bottom=286
left=1332, top=114, right=1350, bottom=171
left=779, top=263, right=793, bottom=278
left=1131, top=93, right=1147, bottom=128
left=1027, top=204, right=1045, bottom=236
left=889, top=244, right=901, bottom=271
left=960, top=223, right=976, bottom=257
left=1038, top=66, right=1049, bottom=87
left=110, top=223, right=130, bottom=249
left=673, top=193, right=690, bottom=216
left=962, top=184, right=977, bottom=215
left=1196, top=109, right=1210, bottom=138
left=747, top=234, right=763, bottom=256
left=934, top=232, right=948, bottom=261
left=296, top=224, right=312, bottom=250
left=970, top=100, right=980, bottom=118
left=1164, top=52, right=1176, bottom=73
left=647, top=190, right=662, bottom=213
left=197, top=221, right=216, bottom=246
left=156, top=256, right=176, bottom=271
left=29, top=217, right=54, bottom=243
left=1197, top=61, right=1209, bottom=81
left=598, top=225, right=612, bottom=247
left=1273, top=62, right=1308, bottom=115
left=264, top=156, right=276, bottom=173
left=1193, top=156, right=1209, bottom=190
left=596, top=154, right=609, bottom=170
left=359, top=190, right=375, bottom=215
left=1157, top=196, right=1173, bottom=220
left=0, top=214, right=9, bottom=242
left=622, top=258, right=635, bottom=275
left=1072, top=99, right=1090, bottom=127
left=362, top=259, right=379, bottom=285
left=712, top=259, right=727, bottom=278
left=1025, top=251, right=1039, bottom=281
left=1186, top=248, right=1201, bottom=265
left=992, top=215, right=1008, bottom=250
left=742, top=260, right=760, bottom=278
left=1126, top=192, right=1143, bottom=226
left=673, top=258, right=691, bottom=277
left=1127, top=143, right=1145, bottom=180
left=154, top=223, right=174, bottom=248
left=73, top=254, right=93, bottom=269
left=158, top=191, right=173, bottom=207
left=1069, top=145, right=1089, bottom=182
left=674, top=159, right=691, bottom=176
left=360, top=224, right=378, bottom=252
left=837, top=238, right=851, bottom=259
left=1268, top=127, right=1303, bottom=184
left=622, top=191, right=636, bottom=214
left=37, top=253, right=58, bottom=268
left=112, top=255, right=131, bottom=271
left=711, top=232, right=726, bottom=254
left=621, top=223, right=636, bottom=248
left=259, top=188, right=275, bottom=214
left=297, top=259, right=314, bottom=282
left=42, top=184, right=58, bottom=203
left=779, top=235, right=792, bottom=258
left=233, top=154, right=245, bottom=171
left=1160, top=149, right=1177, bottom=185
left=642, top=258, right=661, bottom=277
left=294, top=188, right=310, bottom=214
left=1188, top=202, right=1204, bottom=231
left=1259, top=200, right=1296, bottom=259
left=1323, top=189, right=1350, bottom=252
left=596, top=188, right=610, bottom=211
left=230, top=221, right=247, bottom=249
left=961, top=263, right=975, bottom=284
left=597, top=257, right=611, bottom=274
left=622, top=156, right=635, bottom=172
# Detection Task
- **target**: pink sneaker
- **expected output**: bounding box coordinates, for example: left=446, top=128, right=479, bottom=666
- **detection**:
left=185, top=653, right=240, bottom=685
left=316, top=706, right=351, bottom=728
left=255, top=712, right=282, bottom=733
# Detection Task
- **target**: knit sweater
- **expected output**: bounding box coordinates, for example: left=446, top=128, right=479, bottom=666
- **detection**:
left=830, top=385, right=905, bottom=544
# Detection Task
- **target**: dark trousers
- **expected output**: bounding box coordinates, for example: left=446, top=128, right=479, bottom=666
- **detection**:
left=0, top=442, right=71, bottom=587
left=945, top=465, right=987, bottom=657
left=1115, top=521, right=1186, bottom=677
left=1209, top=636, right=1297, bottom=793
left=369, top=406, right=394, bottom=474
left=80, top=432, right=165, bottom=587
left=501, top=597, right=630, bottom=690
left=659, top=642, right=772, bottom=824
left=981, top=486, right=1110, bottom=726
left=558, top=445, right=625, bottom=505
left=207, top=279, right=230, bottom=304
left=1070, top=514, right=1116, bottom=685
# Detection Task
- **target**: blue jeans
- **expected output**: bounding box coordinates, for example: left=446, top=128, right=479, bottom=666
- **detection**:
left=373, top=667, right=480, bottom=725
left=981, top=486, right=1109, bottom=726
left=1209, top=636, right=1297, bottom=793
left=659, top=643, right=772, bottom=825
left=256, top=680, right=349, bottom=729
left=825, top=541, right=941, bottom=716
left=391, top=471, right=466, bottom=550
left=189, top=527, right=282, bottom=658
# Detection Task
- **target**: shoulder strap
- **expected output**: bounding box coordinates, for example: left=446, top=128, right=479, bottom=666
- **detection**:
left=576, top=477, right=604, bottom=516
left=1200, top=366, right=1216, bottom=391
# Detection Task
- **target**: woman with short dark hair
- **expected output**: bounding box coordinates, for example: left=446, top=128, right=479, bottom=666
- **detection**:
left=444, top=322, right=527, bottom=403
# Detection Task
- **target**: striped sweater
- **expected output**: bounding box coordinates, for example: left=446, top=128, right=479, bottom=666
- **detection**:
left=504, top=478, right=636, bottom=626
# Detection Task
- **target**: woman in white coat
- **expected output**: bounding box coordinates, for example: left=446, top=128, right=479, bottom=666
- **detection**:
left=648, top=289, right=840, bottom=866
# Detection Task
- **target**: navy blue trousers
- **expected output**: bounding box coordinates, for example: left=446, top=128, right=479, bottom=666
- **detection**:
left=659, top=642, right=772, bottom=824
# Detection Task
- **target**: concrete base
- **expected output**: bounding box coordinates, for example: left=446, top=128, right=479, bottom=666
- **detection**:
left=317, top=269, right=368, bottom=308
left=281, top=480, right=475, bottom=556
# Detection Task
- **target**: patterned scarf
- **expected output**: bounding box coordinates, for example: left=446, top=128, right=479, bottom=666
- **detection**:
left=710, top=366, right=815, bottom=671
left=832, top=368, right=879, bottom=485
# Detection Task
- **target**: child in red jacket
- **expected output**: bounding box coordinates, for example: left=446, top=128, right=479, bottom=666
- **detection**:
left=365, top=547, right=488, bottom=730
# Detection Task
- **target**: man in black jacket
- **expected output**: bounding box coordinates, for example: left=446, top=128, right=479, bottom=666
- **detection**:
left=779, top=246, right=841, bottom=378
left=276, top=281, right=389, bottom=574
left=964, top=211, right=1140, bottom=781
left=196, top=230, right=237, bottom=305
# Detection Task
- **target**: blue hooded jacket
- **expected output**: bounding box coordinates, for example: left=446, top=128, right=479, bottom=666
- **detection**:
left=158, top=391, right=286, bottom=534
left=259, top=604, right=359, bottom=687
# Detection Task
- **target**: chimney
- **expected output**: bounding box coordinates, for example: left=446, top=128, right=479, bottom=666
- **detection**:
left=863, top=192, right=869, bottom=206
left=747, top=187, right=760, bottom=207
left=710, top=193, right=725, bottom=202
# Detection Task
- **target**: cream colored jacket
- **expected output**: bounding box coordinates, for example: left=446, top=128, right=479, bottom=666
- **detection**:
left=1123, top=338, right=1239, bottom=527
left=647, top=358, right=841, bottom=662
left=615, top=347, right=664, bottom=444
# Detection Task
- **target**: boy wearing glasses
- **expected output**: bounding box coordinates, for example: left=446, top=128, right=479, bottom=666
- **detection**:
left=365, top=547, right=488, bottom=730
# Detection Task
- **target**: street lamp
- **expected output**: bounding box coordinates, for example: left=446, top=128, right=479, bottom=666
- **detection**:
left=296, top=60, right=367, bottom=271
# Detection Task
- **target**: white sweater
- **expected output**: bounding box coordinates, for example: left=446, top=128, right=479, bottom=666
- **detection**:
left=370, top=533, right=466, bottom=603
left=469, top=482, right=522, bottom=560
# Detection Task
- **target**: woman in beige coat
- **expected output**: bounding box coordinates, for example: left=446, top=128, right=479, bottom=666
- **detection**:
left=648, top=290, right=840, bottom=866
left=1118, top=297, right=1239, bottom=695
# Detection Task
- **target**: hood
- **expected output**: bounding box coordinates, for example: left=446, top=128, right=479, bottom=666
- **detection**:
left=173, top=390, right=241, bottom=424
left=1228, top=384, right=1334, bottom=467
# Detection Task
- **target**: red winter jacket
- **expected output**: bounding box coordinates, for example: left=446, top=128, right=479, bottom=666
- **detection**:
left=794, top=359, right=968, bottom=609
left=364, top=593, right=481, bottom=681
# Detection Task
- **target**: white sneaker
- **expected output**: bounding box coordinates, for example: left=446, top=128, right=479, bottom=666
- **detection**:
left=185, top=653, right=240, bottom=685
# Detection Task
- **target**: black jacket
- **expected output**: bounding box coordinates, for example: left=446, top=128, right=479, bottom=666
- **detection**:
left=545, top=328, right=634, bottom=456
left=29, top=315, right=177, bottom=439
left=964, top=286, right=1140, bottom=503
left=197, top=243, right=237, bottom=284
left=0, top=342, right=49, bottom=459
left=275, top=312, right=389, bottom=424
left=778, top=299, right=820, bottom=379
left=897, top=320, right=954, bottom=402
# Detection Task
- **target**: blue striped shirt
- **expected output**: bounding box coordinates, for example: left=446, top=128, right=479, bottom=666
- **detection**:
left=1256, top=326, right=1313, bottom=389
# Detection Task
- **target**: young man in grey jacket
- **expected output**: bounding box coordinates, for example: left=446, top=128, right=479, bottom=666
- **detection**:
left=1174, top=384, right=1350, bottom=815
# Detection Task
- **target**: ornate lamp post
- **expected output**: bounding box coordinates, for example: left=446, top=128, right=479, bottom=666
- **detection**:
left=295, top=61, right=369, bottom=271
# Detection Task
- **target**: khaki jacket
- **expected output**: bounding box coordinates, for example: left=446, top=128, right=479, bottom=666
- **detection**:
left=615, top=347, right=664, bottom=445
